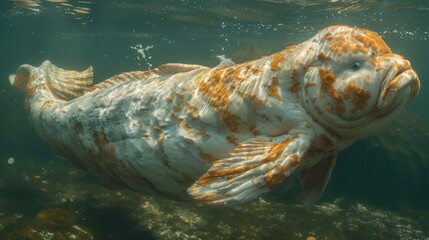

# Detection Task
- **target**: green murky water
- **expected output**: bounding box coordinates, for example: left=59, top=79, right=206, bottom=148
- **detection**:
left=0, top=1, right=428, bottom=239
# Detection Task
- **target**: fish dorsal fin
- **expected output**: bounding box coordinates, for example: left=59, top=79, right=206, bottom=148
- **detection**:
left=187, top=133, right=311, bottom=205
left=85, top=63, right=208, bottom=94
left=84, top=70, right=161, bottom=94
left=216, top=55, right=235, bottom=68
left=157, top=63, right=208, bottom=75
left=43, top=60, right=93, bottom=101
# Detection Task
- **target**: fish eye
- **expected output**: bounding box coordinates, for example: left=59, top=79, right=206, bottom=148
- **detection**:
left=351, top=61, right=362, bottom=71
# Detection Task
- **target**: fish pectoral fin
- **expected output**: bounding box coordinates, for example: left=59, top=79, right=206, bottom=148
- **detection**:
left=187, top=133, right=312, bottom=205
left=42, top=60, right=93, bottom=101
left=299, top=153, right=336, bottom=206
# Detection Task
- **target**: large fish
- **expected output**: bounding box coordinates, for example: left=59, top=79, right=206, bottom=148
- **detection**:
left=10, top=25, right=420, bottom=205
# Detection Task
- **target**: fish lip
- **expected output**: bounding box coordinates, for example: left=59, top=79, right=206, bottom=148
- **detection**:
left=374, top=66, right=419, bottom=118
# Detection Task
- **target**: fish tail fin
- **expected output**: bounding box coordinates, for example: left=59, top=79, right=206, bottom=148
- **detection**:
left=10, top=60, right=93, bottom=101
left=9, top=64, right=34, bottom=90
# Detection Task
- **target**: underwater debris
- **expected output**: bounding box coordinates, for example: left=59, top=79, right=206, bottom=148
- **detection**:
left=0, top=157, right=427, bottom=239
left=7, top=157, right=14, bottom=165
left=6, top=208, right=93, bottom=240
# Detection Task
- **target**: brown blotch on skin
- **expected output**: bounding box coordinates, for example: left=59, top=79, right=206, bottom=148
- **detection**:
left=221, top=111, right=241, bottom=132
left=289, top=69, right=301, bottom=94
left=343, top=83, right=371, bottom=113
left=270, top=52, right=285, bottom=72
left=249, top=124, right=261, bottom=136
left=93, top=132, right=118, bottom=161
left=166, top=91, right=177, bottom=102
left=318, top=134, right=333, bottom=149
left=317, top=52, right=330, bottom=61
left=87, top=132, right=128, bottom=186
left=267, top=77, right=283, bottom=102
left=198, top=128, right=210, bottom=139
left=198, top=151, right=217, bottom=162
left=74, top=122, right=83, bottom=134
left=304, top=82, right=316, bottom=91
left=324, top=32, right=333, bottom=41
left=186, top=104, right=199, bottom=120
left=179, top=121, right=199, bottom=137
left=226, top=135, right=239, bottom=146
left=261, top=114, right=270, bottom=121
left=319, top=69, right=345, bottom=113
left=238, top=91, right=267, bottom=109
left=157, top=133, right=165, bottom=153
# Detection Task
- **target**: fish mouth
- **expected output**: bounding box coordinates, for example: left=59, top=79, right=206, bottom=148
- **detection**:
left=374, top=66, right=420, bottom=118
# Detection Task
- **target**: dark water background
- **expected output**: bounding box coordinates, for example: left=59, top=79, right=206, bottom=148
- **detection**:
left=0, top=0, right=428, bottom=239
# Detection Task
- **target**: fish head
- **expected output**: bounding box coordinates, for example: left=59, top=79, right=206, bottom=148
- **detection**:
left=301, top=25, right=420, bottom=138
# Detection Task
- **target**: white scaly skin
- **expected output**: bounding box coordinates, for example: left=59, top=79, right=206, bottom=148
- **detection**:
left=10, top=25, right=420, bottom=204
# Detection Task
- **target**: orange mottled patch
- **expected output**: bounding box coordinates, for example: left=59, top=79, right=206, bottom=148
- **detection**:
left=356, top=30, right=391, bottom=55
left=264, top=169, right=286, bottom=189
left=264, top=135, right=298, bottom=163
left=270, top=52, right=285, bottom=71
left=198, top=68, right=241, bottom=131
left=319, top=69, right=345, bottom=113
left=267, top=77, right=283, bottom=102
left=325, top=27, right=391, bottom=56
left=384, top=77, right=401, bottom=100
left=289, top=69, right=301, bottom=94
left=238, top=91, right=267, bottom=109
left=245, top=64, right=263, bottom=75
left=264, top=153, right=299, bottom=189
left=343, top=83, right=371, bottom=113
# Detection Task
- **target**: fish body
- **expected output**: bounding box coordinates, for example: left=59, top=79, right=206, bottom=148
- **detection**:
left=10, top=25, right=420, bottom=204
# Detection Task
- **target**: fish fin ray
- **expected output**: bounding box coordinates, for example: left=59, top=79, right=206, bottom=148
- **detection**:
left=42, top=60, right=93, bottom=101
left=187, top=134, right=311, bottom=205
